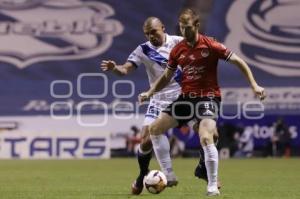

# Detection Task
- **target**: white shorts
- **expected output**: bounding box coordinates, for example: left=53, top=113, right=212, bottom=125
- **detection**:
left=143, top=97, right=177, bottom=126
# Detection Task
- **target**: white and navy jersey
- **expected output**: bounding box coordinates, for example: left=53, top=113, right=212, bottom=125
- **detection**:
left=127, top=34, right=183, bottom=101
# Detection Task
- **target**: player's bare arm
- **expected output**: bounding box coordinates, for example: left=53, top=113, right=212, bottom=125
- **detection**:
left=228, top=53, right=266, bottom=101
left=100, top=60, right=136, bottom=76
left=139, top=68, right=175, bottom=103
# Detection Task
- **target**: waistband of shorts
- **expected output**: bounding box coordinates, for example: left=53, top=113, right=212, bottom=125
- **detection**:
left=180, top=92, right=221, bottom=99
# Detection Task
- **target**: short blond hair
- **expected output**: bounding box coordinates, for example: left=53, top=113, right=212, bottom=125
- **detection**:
left=179, top=8, right=200, bottom=25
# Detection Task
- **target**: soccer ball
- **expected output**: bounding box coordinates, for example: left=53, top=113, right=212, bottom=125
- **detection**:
left=143, top=170, right=167, bottom=194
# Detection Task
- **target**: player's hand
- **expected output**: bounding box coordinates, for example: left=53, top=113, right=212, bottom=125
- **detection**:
left=100, top=60, right=116, bottom=71
left=253, top=85, right=266, bottom=101
left=138, top=91, right=151, bottom=104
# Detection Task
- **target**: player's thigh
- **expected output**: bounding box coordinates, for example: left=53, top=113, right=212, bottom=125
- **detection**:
left=162, top=94, right=195, bottom=128
left=195, top=97, right=220, bottom=135
left=149, top=112, right=178, bottom=135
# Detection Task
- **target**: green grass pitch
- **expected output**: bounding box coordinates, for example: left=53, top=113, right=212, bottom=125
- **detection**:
left=0, top=158, right=299, bottom=199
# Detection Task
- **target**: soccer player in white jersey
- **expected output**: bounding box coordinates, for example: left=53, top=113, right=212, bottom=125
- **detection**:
left=100, top=17, right=182, bottom=195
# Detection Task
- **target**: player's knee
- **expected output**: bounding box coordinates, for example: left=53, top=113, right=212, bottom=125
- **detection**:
left=200, top=133, right=214, bottom=146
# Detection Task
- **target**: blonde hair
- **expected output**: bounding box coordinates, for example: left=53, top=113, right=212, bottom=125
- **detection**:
left=179, top=8, right=200, bottom=25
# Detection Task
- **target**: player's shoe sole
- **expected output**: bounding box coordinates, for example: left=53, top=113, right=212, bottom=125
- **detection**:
left=131, top=180, right=143, bottom=195
left=166, top=180, right=178, bottom=187
left=207, top=189, right=220, bottom=196
left=131, top=180, right=144, bottom=195
left=131, top=171, right=149, bottom=195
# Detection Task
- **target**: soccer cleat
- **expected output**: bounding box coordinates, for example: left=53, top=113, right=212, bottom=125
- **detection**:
left=207, top=186, right=220, bottom=196
left=194, top=163, right=222, bottom=189
left=194, top=161, right=208, bottom=181
left=131, top=180, right=143, bottom=195
left=166, top=174, right=178, bottom=187
left=166, top=180, right=178, bottom=187
left=131, top=172, right=147, bottom=195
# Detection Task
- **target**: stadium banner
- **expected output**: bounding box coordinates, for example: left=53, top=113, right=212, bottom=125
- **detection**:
left=0, top=0, right=184, bottom=116
left=206, top=0, right=299, bottom=114
left=221, top=87, right=300, bottom=115
left=0, top=0, right=297, bottom=115
left=0, top=116, right=111, bottom=159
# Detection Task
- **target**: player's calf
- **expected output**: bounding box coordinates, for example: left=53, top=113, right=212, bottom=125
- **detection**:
left=131, top=135, right=153, bottom=195
left=131, top=148, right=152, bottom=195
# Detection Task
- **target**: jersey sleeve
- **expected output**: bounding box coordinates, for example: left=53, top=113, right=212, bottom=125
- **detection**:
left=208, top=38, right=232, bottom=61
left=167, top=47, right=178, bottom=71
left=127, top=46, right=143, bottom=67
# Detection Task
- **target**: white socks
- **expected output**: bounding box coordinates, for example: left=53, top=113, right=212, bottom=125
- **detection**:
left=203, top=144, right=219, bottom=188
left=150, top=134, right=176, bottom=180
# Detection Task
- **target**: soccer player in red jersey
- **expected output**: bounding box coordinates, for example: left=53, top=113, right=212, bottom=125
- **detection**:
left=139, top=9, right=266, bottom=196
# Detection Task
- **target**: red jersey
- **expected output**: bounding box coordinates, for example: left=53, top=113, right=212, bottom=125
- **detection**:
left=167, top=34, right=232, bottom=97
